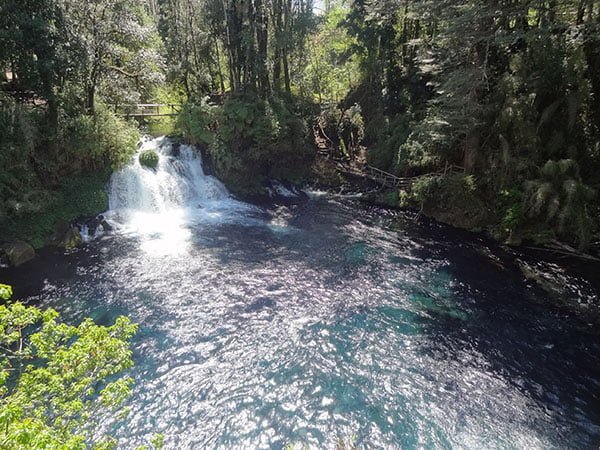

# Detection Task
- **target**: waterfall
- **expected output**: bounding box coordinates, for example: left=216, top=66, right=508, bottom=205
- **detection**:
left=108, top=136, right=229, bottom=213
left=103, top=136, right=258, bottom=254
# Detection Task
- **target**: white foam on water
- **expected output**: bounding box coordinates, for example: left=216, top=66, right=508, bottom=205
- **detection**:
left=106, top=136, right=260, bottom=255
left=268, top=180, right=299, bottom=198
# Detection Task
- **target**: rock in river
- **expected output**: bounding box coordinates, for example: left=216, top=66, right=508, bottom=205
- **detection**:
left=2, top=241, right=35, bottom=267
left=62, top=226, right=83, bottom=249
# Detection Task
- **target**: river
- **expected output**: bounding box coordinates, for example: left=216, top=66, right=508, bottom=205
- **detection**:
left=2, top=137, right=600, bottom=449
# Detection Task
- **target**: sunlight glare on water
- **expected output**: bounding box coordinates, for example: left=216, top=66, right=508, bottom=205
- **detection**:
left=13, top=137, right=600, bottom=449
left=105, top=136, right=261, bottom=256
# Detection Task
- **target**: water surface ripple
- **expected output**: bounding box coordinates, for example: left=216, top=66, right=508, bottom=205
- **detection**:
left=9, top=197, right=598, bottom=449
left=5, top=139, right=600, bottom=449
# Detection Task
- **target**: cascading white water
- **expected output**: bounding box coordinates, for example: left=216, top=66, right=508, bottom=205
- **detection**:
left=105, top=136, right=257, bottom=255
left=108, top=136, right=229, bottom=213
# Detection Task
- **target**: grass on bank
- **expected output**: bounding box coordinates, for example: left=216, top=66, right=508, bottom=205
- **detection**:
left=0, top=171, right=111, bottom=248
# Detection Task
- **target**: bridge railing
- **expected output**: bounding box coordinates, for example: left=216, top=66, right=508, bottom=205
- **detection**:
left=113, top=103, right=181, bottom=118
left=325, top=150, right=466, bottom=190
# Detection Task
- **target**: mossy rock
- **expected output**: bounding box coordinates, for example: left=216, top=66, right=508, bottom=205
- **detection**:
left=2, top=241, right=35, bottom=266
left=139, top=150, right=159, bottom=169
left=64, top=229, right=83, bottom=249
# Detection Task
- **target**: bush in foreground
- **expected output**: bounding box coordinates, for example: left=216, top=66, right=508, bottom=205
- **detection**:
left=0, top=283, right=141, bottom=449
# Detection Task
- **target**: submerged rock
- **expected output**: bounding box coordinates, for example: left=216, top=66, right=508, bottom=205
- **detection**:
left=51, top=223, right=83, bottom=249
left=2, top=241, right=35, bottom=267
left=517, top=259, right=564, bottom=296
left=62, top=226, right=83, bottom=249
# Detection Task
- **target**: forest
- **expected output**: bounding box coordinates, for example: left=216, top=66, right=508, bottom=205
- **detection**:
left=2, top=1, right=600, bottom=448
left=2, top=0, right=600, bottom=251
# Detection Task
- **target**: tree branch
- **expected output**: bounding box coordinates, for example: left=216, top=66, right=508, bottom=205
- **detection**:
left=106, top=65, right=141, bottom=80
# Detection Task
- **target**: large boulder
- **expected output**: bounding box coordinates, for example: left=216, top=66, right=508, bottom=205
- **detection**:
left=86, top=216, right=101, bottom=235
left=3, top=241, right=35, bottom=267
left=80, top=214, right=112, bottom=237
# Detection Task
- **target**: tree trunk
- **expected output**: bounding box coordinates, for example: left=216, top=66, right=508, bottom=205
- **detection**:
left=222, top=0, right=240, bottom=91
left=283, top=0, right=292, bottom=93
left=273, top=46, right=282, bottom=92
left=463, top=132, right=480, bottom=173
left=86, top=85, right=95, bottom=115
left=546, top=0, right=557, bottom=26
left=283, top=48, right=291, bottom=93
left=255, top=0, right=270, bottom=96
left=272, top=0, right=283, bottom=92
left=577, top=0, right=587, bottom=24
left=47, top=94, right=59, bottom=136
left=214, top=36, right=226, bottom=93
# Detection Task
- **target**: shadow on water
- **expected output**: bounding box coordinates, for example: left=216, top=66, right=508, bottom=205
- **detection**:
left=396, top=214, right=600, bottom=448
left=2, top=194, right=600, bottom=448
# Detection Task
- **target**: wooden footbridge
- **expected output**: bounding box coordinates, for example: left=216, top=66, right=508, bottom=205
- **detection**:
left=313, top=120, right=464, bottom=190
left=113, top=103, right=182, bottom=118
left=317, top=143, right=463, bottom=191
left=331, top=159, right=416, bottom=190
left=328, top=156, right=465, bottom=191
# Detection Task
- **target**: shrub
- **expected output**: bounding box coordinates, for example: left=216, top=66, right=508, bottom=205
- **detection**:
left=0, top=95, right=44, bottom=221
left=139, top=150, right=160, bottom=169
left=62, top=105, right=140, bottom=170
left=410, top=172, right=490, bottom=229
left=180, top=93, right=314, bottom=196
left=499, top=188, right=525, bottom=235
left=367, top=114, right=410, bottom=172
left=397, top=133, right=442, bottom=172
left=0, top=285, right=138, bottom=449
left=410, top=175, right=442, bottom=205
left=524, top=159, right=596, bottom=249
left=177, top=99, right=216, bottom=146
left=0, top=171, right=110, bottom=248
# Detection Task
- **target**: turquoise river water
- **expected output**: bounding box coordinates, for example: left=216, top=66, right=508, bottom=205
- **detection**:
left=3, top=137, right=600, bottom=449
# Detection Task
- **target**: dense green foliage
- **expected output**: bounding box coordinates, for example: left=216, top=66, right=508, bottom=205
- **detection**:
left=164, top=0, right=600, bottom=250
left=0, top=171, right=111, bottom=249
left=0, top=91, right=130, bottom=247
left=139, top=149, right=160, bottom=169
left=179, top=93, right=315, bottom=194
left=159, top=0, right=323, bottom=193
left=298, top=4, right=360, bottom=102
left=332, top=0, right=600, bottom=249
left=2, top=0, right=600, bottom=251
left=0, top=285, right=137, bottom=449
left=0, top=0, right=151, bottom=246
